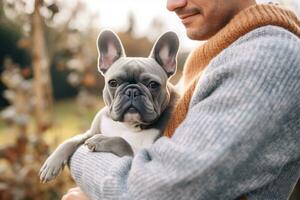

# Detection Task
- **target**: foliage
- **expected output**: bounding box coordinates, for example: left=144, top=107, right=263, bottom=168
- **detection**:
left=0, top=59, right=78, bottom=200
left=0, top=96, right=100, bottom=199
left=0, top=134, right=74, bottom=200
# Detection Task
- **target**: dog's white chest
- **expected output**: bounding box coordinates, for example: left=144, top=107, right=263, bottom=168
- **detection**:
left=100, top=115, right=160, bottom=155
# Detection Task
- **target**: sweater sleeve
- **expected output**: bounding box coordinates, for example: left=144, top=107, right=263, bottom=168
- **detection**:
left=69, top=26, right=300, bottom=200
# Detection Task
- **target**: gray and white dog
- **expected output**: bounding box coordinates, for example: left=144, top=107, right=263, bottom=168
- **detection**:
left=39, top=30, right=180, bottom=183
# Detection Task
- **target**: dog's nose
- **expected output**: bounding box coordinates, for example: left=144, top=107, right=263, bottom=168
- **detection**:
left=125, top=88, right=141, bottom=99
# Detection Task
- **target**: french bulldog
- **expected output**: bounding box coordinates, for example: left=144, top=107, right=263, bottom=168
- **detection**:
left=39, top=30, right=180, bottom=183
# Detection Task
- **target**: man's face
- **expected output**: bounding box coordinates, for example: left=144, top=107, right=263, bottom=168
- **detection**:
left=167, top=0, right=254, bottom=40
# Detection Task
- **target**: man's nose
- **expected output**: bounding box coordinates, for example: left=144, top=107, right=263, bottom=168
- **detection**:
left=166, top=0, right=187, bottom=11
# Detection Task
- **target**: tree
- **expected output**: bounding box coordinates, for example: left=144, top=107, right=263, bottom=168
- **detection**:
left=31, top=0, right=53, bottom=133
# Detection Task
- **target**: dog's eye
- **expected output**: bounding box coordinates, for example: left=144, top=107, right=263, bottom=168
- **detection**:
left=108, top=79, right=118, bottom=87
left=148, top=81, right=160, bottom=89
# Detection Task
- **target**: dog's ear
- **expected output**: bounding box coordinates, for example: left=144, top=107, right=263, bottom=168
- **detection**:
left=149, top=31, right=179, bottom=78
left=97, top=29, right=126, bottom=75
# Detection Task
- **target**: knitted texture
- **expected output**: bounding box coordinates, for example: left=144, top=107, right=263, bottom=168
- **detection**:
left=70, top=24, right=300, bottom=200
left=163, top=3, right=300, bottom=137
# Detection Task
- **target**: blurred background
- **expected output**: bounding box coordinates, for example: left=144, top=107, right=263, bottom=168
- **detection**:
left=0, top=0, right=299, bottom=199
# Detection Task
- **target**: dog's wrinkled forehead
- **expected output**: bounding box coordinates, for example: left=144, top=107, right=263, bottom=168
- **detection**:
left=105, top=57, right=168, bottom=82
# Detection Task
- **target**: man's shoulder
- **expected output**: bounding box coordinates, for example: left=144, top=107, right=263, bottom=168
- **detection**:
left=206, top=25, right=300, bottom=78
left=233, top=25, right=299, bottom=47
left=215, top=25, right=300, bottom=66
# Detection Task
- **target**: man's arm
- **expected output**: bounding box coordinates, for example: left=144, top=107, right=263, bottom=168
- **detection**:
left=70, top=26, right=300, bottom=200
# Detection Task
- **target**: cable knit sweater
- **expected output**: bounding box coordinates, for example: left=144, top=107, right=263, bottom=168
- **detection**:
left=69, top=4, right=300, bottom=200
left=164, top=3, right=300, bottom=137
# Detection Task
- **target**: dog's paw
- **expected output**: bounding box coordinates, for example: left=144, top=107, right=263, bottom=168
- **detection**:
left=84, top=134, right=106, bottom=152
left=84, top=135, right=134, bottom=157
left=39, top=155, right=65, bottom=183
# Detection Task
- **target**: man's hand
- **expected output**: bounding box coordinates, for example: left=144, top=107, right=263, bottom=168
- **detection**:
left=62, top=187, right=89, bottom=200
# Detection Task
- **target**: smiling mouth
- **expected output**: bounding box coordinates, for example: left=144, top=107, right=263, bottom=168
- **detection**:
left=179, top=13, right=200, bottom=24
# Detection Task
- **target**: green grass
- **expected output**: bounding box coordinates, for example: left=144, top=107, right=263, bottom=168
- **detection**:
left=0, top=99, right=104, bottom=147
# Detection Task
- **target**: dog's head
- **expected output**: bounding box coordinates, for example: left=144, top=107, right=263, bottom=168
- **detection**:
left=97, top=30, right=179, bottom=126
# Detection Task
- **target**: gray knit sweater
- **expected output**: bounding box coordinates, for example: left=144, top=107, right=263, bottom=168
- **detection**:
left=70, top=25, right=300, bottom=200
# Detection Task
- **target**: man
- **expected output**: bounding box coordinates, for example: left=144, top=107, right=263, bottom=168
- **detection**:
left=63, top=0, right=300, bottom=199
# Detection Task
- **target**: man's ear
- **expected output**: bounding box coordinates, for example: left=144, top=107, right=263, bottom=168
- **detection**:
left=97, top=29, right=126, bottom=75
left=149, top=31, right=179, bottom=78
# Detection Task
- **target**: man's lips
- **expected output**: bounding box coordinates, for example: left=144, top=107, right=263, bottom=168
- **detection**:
left=176, top=7, right=202, bottom=25
left=178, top=12, right=200, bottom=24
left=179, top=12, right=197, bottom=20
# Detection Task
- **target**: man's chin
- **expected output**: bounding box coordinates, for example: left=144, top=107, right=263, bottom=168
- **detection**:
left=185, top=24, right=214, bottom=41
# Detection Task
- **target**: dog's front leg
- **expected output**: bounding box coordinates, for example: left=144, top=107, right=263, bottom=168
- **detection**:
left=39, top=129, right=95, bottom=183
left=85, top=135, right=134, bottom=157
left=39, top=108, right=108, bottom=183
